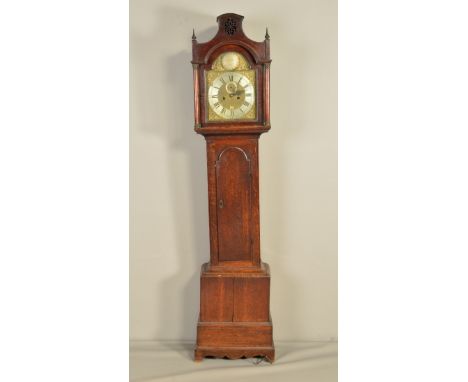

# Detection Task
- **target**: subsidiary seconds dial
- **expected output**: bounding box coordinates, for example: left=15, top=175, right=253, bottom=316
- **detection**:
left=208, top=72, right=255, bottom=120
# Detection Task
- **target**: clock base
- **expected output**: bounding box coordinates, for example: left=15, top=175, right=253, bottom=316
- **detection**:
left=195, top=320, right=275, bottom=362
left=195, top=262, right=275, bottom=362
left=194, top=345, right=275, bottom=363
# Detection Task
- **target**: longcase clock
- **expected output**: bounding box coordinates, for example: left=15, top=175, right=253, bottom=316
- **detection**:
left=191, top=13, right=274, bottom=362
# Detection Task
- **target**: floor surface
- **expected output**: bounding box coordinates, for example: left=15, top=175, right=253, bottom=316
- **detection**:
left=130, top=341, right=338, bottom=382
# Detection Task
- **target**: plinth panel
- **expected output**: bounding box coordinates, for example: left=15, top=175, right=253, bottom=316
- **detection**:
left=197, top=321, right=273, bottom=347
left=233, top=277, right=270, bottom=322
left=199, top=264, right=271, bottom=323
left=195, top=320, right=275, bottom=362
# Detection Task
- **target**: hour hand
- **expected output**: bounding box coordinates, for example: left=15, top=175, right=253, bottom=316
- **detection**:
left=229, top=90, right=244, bottom=97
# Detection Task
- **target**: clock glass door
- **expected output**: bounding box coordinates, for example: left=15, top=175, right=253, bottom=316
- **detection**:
left=205, top=51, right=256, bottom=122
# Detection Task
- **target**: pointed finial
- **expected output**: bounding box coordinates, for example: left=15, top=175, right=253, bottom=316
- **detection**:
left=265, top=27, right=270, bottom=40
left=192, top=28, right=196, bottom=41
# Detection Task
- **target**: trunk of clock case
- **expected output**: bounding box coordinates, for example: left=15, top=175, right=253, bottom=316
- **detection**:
left=206, top=136, right=260, bottom=267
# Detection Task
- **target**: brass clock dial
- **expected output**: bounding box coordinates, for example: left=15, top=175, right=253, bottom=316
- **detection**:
left=205, top=51, right=256, bottom=121
left=208, top=72, right=255, bottom=120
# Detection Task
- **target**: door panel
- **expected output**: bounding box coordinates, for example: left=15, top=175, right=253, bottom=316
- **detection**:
left=216, top=147, right=252, bottom=262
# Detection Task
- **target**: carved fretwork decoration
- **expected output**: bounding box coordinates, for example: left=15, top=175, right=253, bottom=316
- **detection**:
left=224, top=17, right=237, bottom=35
left=191, top=13, right=274, bottom=363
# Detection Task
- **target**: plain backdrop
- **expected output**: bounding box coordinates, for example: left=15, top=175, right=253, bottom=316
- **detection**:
left=4, top=1, right=468, bottom=381
left=130, top=0, right=337, bottom=342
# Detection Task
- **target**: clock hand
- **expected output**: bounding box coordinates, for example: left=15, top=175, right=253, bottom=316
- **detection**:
left=229, top=90, right=245, bottom=97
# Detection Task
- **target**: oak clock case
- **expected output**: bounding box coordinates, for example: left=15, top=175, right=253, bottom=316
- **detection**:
left=191, top=14, right=274, bottom=362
